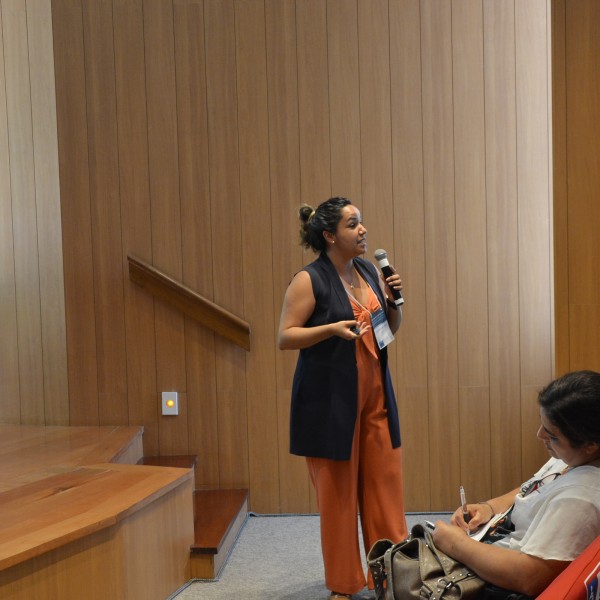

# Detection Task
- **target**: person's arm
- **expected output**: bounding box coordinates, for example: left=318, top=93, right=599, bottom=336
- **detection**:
left=278, top=271, right=370, bottom=350
left=432, top=522, right=569, bottom=597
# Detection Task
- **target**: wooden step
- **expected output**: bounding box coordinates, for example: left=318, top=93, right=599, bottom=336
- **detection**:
left=190, top=489, right=248, bottom=579
left=137, top=455, right=248, bottom=579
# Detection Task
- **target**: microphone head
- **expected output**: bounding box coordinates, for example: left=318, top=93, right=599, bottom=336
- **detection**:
left=374, top=249, right=387, bottom=262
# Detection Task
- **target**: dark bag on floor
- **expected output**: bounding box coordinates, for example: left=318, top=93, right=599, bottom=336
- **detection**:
left=367, top=523, right=485, bottom=600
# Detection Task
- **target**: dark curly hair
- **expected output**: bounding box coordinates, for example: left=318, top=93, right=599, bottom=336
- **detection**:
left=538, top=370, right=600, bottom=448
left=298, top=197, right=352, bottom=253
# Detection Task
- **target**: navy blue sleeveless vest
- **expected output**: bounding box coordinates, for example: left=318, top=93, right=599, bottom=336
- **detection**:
left=289, top=252, right=401, bottom=460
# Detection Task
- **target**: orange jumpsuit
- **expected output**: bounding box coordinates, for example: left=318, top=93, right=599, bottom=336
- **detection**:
left=306, top=284, right=408, bottom=595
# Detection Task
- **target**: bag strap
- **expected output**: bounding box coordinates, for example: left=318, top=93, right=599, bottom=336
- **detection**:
left=427, top=568, right=480, bottom=600
left=383, top=546, right=397, bottom=600
left=367, top=539, right=394, bottom=600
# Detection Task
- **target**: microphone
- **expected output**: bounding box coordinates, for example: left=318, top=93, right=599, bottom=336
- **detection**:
left=374, top=249, right=404, bottom=306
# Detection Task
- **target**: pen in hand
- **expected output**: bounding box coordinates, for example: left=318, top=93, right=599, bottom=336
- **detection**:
left=460, top=485, right=470, bottom=524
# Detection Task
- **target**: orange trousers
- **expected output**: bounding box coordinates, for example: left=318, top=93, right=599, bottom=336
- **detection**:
left=306, top=332, right=408, bottom=594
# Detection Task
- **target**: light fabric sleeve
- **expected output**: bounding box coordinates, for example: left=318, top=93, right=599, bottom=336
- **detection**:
left=513, top=494, right=600, bottom=561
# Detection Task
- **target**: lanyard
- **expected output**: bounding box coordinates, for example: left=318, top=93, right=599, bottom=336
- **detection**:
left=346, top=289, right=394, bottom=350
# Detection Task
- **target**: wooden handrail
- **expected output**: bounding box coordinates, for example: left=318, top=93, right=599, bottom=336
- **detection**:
left=127, top=255, right=250, bottom=351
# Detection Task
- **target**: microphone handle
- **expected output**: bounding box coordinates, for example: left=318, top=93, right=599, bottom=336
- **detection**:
left=380, top=265, right=404, bottom=305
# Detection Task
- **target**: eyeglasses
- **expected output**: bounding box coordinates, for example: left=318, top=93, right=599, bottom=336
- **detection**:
left=520, top=472, right=561, bottom=496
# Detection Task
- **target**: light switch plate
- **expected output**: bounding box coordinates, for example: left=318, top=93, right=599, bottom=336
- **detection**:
left=162, top=391, right=178, bottom=416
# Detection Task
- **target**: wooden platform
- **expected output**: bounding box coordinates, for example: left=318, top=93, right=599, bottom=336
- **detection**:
left=0, top=424, right=144, bottom=492
left=0, top=425, right=194, bottom=600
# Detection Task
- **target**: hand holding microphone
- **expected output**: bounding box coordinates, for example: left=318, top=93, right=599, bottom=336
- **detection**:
left=374, top=249, right=404, bottom=306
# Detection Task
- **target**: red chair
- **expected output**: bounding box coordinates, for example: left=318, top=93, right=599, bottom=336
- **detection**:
left=536, top=535, right=600, bottom=599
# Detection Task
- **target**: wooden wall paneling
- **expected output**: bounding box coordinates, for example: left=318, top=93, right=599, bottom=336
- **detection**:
left=173, top=0, right=218, bottom=488
left=515, top=0, right=553, bottom=475
left=420, top=0, right=460, bottom=510
left=552, top=0, right=568, bottom=376
left=357, top=0, right=393, bottom=253
left=204, top=0, right=248, bottom=488
left=52, top=0, right=99, bottom=426
left=389, top=0, right=429, bottom=511
left=566, top=1, right=600, bottom=371
left=113, top=0, right=158, bottom=454
left=143, top=0, right=188, bottom=454
left=483, top=0, right=522, bottom=495
left=266, top=0, right=310, bottom=512
left=567, top=1, right=600, bottom=308
left=545, top=1, right=555, bottom=377
left=327, top=0, right=361, bottom=200
left=451, top=0, right=491, bottom=504
left=27, top=0, right=69, bottom=424
left=235, top=0, right=279, bottom=511
left=570, top=307, right=600, bottom=371
left=82, top=0, right=128, bottom=425
left=0, top=4, right=21, bottom=423
left=296, top=0, right=331, bottom=206
left=3, top=0, right=45, bottom=423
left=37, top=0, right=555, bottom=514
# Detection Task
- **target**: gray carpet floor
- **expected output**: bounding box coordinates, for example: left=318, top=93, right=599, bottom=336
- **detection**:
left=171, top=512, right=451, bottom=600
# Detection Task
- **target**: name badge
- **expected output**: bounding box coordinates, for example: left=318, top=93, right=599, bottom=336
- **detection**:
left=371, top=307, right=394, bottom=349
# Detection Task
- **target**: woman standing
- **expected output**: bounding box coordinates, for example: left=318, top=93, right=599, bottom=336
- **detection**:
left=278, top=197, right=408, bottom=599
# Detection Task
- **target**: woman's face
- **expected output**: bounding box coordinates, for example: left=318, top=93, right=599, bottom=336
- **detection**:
left=537, top=408, right=598, bottom=467
left=330, top=205, right=367, bottom=256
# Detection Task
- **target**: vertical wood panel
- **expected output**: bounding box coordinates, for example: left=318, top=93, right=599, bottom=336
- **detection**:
left=357, top=0, right=393, bottom=251
left=483, top=0, right=523, bottom=495
left=53, top=0, right=99, bottom=426
left=3, top=0, right=45, bottom=423
left=83, top=0, right=128, bottom=424
left=27, top=0, right=69, bottom=424
left=389, top=0, right=429, bottom=510
left=235, top=0, right=279, bottom=511
left=327, top=0, right=361, bottom=200
left=144, top=0, right=188, bottom=454
left=452, top=0, right=491, bottom=503
left=552, top=0, right=568, bottom=376
left=564, top=1, right=600, bottom=373
left=173, top=0, right=219, bottom=488
left=113, top=0, right=159, bottom=454
left=515, top=0, right=553, bottom=475
left=567, top=2, right=600, bottom=307
left=570, top=307, right=600, bottom=371
left=297, top=0, right=331, bottom=204
left=0, top=2, right=21, bottom=423
left=421, top=0, right=460, bottom=509
left=205, top=0, right=248, bottom=488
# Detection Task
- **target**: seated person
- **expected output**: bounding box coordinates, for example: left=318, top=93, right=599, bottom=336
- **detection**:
left=432, top=370, right=600, bottom=598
